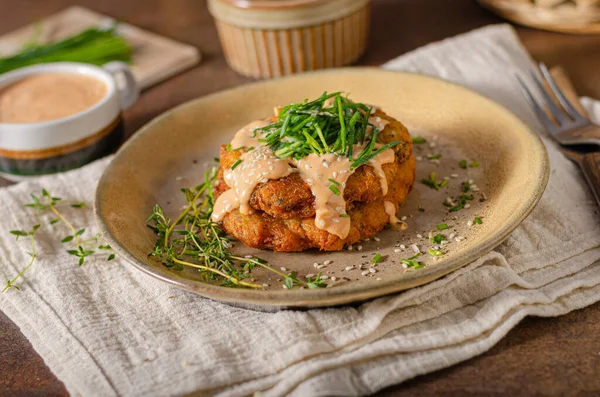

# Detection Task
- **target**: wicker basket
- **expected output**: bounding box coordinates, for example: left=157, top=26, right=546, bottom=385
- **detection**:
left=479, top=0, right=600, bottom=34
left=208, top=0, right=371, bottom=79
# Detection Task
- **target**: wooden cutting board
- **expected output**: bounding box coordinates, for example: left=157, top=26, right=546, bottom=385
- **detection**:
left=0, top=6, right=201, bottom=89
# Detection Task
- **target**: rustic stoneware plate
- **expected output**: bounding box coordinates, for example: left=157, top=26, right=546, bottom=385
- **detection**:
left=95, top=68, right=549, bottom=310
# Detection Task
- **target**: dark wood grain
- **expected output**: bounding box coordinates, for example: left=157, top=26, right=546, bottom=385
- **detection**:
left=1, top=0, right=600, bottom=396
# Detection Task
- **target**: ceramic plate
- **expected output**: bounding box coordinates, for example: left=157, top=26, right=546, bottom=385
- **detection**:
left=95, top=68, right=548, bottom=309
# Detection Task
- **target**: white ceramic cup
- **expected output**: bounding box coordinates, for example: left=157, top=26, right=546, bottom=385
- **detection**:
left=0, top=61, right=139, bottom=180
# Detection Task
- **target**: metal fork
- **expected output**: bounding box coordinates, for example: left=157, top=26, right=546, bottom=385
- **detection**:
left=517, top=63, right=600, bottom=207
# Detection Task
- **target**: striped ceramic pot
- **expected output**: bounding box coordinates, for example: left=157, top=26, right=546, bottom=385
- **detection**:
left=208, top=0, right=371, bottom=79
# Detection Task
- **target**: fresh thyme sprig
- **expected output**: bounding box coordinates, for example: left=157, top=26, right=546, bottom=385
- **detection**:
left=147, top=168, right=326, bottom=290
left=3, top=224, right=40, bottom=292
left=253, top=92, right=402, bottom=169
left=25, top=189, right=116, bottom=264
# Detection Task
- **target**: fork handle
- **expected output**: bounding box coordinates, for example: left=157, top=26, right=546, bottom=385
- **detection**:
left=579, top=152, right=600, bottom=208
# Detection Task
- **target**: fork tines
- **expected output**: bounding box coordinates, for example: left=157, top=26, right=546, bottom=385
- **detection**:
left=517, top=63, right=589, bottom=135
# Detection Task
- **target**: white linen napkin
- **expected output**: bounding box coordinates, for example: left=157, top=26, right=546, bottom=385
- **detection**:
left=1, top=24, right=599, bottom=397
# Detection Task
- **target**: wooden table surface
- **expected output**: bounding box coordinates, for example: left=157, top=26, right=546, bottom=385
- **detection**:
left=1, top=0, right=599, bottom=395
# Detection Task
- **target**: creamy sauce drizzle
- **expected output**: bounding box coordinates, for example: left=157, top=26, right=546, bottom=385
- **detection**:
left=213, top=145, right=292, bottom=220
left=295, top=153, right=353, bottom=238
left=213, top=115, right=398, bottom=239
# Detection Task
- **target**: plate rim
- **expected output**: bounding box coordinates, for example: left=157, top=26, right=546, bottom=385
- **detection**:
left=95, top=67, right=550, bottom=309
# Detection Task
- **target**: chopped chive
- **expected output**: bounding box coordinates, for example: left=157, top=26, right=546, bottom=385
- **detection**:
left=339, top=214, right=350, bottom=218
left=470, top=161, right=479, bottom=168
left=231, top=159, right=243, bottom=170
left=226, top=143, right=232, bottom=151
left=463, top=182, right=471, bottom=192
left=412, top=137, right=427, bottom=144
left=329, top=185, right=341, bottom=195
left=439, top=179, right=449, bottom=188
left=328, top=178, right=340, bottom=186
left=449, top=204, right=464, bottom=212
left=372, top=253, right=382, bottom=264
left=459, top=159, right=468, bottom=169
left=474, top=217, right=483, bottom=224
left=436, top=223, right=448, bottom=231
left=421, top=179, right=438, bottom=190
left=428, top=248, right=443, bottom=257
left=431, top=233, right=444, bottom=244
left=427, top=154, right=441, bottom=160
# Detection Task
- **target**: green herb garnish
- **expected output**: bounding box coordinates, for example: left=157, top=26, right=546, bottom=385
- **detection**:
left=474, top=217, right=483, bottom=224
left=459, top=159, right=468, bottom=169
left=231, top=159, right=243, bottom=170
left=430, top=233, right=445, bottom=244
left=470, top=161, right=479, bottom=168
left=412, top=137, right=427, bottom=144
left=253, top=92, right=402, bottom=169
left=436, top=223, right=448, bottom=231
left=372, top=253, right=383, bottom=264
left=329, top=185, right=341, bottom=195
left=147, top=168, right=326, bottom=290
left=427, top=154, right=441, bottom=160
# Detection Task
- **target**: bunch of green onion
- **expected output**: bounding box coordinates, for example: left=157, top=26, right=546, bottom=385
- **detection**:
left=0, top=26, right=132, bottom=74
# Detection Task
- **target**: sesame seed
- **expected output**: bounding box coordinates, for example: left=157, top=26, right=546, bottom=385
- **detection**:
left=377, top=278, right=382, bottom=281
left=373, top=236, right=381, bottom=242
left=322, top=161, right=330, bottom=168
left=305, top=164, right=310, bottom=170
left=313, top=262, right=319, bottom=268
left=317, top=264, right=326, bottom=269
left=321, top=275, right=329, bottom=280
left=400, top=244, right=406, bottom=250
left=262, top=283, right=269, bottom=287
left=318, top=219, right=325, bottom=227
left=348, top=245, right=353, bottom=251
left=449, top=233, right=456, bottom=239
left=451, top=173, right=459, bottom=178
left=260, top=178, right=268, bottom=183
left=357, top=245, right=363, bottom=251
left=467, top=220, right=473, bottom=227
left=244, top=255, right=253, bottom=258
left=331, top=276, right=337, bottom=281
left=369, top=267, right=377, bottom=274
left=402, top=263, right=408, bottom=269
left=361, top=270, right=370, bottom=276
left=283, top=285, right=288, bottom=289
left=411, top=244, right=420, bottom=253
left=333, top=171, right=338, bottom=177
left=443, top=176, right=450, bottom=180
left=280, top=267, right=287, bottom=271
left=345, top=266, right=353, bottom=271
left=464, top=204, right=471, bottom=209
left=394, top=248, right=402, bottom=253
left=324, top=260, right=331, bottom=265
left=401, top=216, right=407, bottom=221
left=417, top=234, right=423, bottom=239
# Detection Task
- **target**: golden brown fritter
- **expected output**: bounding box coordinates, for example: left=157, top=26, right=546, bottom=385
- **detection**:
left=215, top=108, right=416, bottom=251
